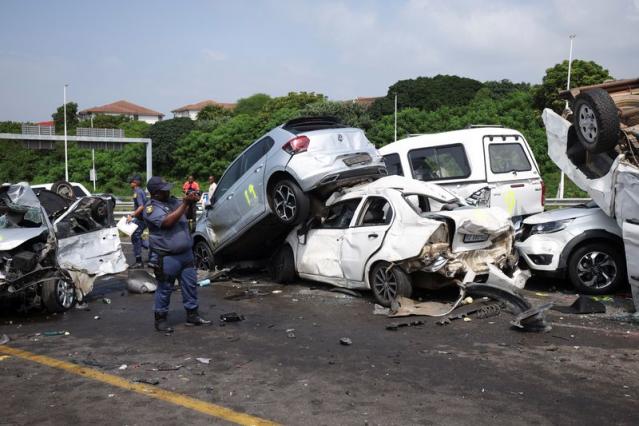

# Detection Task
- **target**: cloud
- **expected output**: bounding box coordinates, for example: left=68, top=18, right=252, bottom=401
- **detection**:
left=202, top=48, right=227, bottom=61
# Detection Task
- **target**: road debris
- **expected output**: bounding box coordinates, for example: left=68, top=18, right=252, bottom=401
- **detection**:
left=127, top=269, right=157, bottom=293
left=386, top=320, right=425, bottom=331
left=0, top=334, right=9, bottom=345
left=373, top=304, right=391, bottom=316
left=197, top=279, right=211, bottom=287
left=389, top=296, right=456, bottom=318
left=340, top=337, right=352, bottom=346
left=102, top=298, right=111, bottom=304
left=330, top=288, right=361, bottom=298
left=220, top=312, right=244, bottom=322
left=286, top=328, right=296, bottom=338
left=43, top=331, right=70, bottom=336
left=153, top=364, right=183, bottom=371
left=118, top=364, right=128, bottom=370
left=133, top=378, right=160, bottom=385
left=552, top=296, right=606, bottom=314
left=196, top=358, right=211, bottom=365
left=94, top=315, right=100, bottom=320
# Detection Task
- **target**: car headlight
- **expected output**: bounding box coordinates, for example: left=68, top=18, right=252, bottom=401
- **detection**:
left=529, top=218, right=573, bottom=235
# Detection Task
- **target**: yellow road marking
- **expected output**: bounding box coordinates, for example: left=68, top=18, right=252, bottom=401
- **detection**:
left=0, top=345, right=278, bottom=426
left=0, top=355, right=10, bottom=361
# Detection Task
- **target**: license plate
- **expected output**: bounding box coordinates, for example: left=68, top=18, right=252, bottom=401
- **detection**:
left=463, top=233, right=489, bottom=243
left=343, top=154, right=371, bottom=166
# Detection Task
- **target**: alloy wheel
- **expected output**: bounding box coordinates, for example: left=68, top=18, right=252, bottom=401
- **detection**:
left=373, top=267, right=398, bottom=304
left=274, top=184, right=297, bottom=222
left=56, top=279, right=75, bottom=309
left=194, top=244, right=211, bottom=270
left=576, top=251, right=617, bottom=289
left=578, top=104, right=598, bottom=143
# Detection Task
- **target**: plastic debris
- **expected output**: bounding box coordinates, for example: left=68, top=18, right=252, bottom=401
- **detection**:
left=272, top=290, right=283, bottom=294
left=94, top=315, right=101, bottom=320
left=220, top=312, right=244, bottom=322
left=462, top=296, right=474, bottom=305
left=118, top=364, right=128, bottom=370
left=43, top=331, right=70, bottom=336
left=133, top=378, right=160, bottom=385
left=286, top=328, right=296, bottom=338
left=463, top=317, right=472, bottom=322
left=197, top=279, right=211, bottom=287
left=386, top=320, right=425, bottom=331
left=373, top=304, right=391, bottom=316
left=196, top=358, right=211, bottom=365
left=0, top=334, right=9, bottom=345
left=339, top=337, right=352, bottom=346
left=102, top=298, right=111, bottom=304
left=553, top=296, right=606, bottom=314
left=127, top=269, right=157, bottom=293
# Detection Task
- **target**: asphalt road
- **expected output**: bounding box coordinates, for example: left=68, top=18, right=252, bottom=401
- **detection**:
left=1, top=247, right=638, bottom=425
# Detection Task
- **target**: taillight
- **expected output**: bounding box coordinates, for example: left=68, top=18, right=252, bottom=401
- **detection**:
left=540, top=179, right=546, bottom=206
left=282, top=135, right=310, bottom=154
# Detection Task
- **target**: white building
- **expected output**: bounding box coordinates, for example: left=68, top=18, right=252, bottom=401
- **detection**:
left=78, top=100, right=164, bottom=124
left=171, top=100, right=236, bottom=120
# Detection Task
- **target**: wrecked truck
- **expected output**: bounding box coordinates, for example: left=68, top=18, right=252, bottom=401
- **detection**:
left=272, top=176, right=525, bottom=307
left=544, top=78, right=639, bottom=307
left=0, top=183, right=127, bottom=313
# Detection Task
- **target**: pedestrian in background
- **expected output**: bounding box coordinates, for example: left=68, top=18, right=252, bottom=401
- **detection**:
left=182, top=175, right=200, bottom=194
left=182, top=174, right=200, bottom=231
left=143, top=176, right=211, bottom=332
left=204, top=175, right=217, bottom=207
left=127, top=175, right=148, bottom=268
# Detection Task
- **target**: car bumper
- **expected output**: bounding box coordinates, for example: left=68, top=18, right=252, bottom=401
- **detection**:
left=515, top=229, right=575, bottom=274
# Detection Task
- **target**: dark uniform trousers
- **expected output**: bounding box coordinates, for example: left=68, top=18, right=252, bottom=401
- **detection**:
left=154, top=250, right=198, bottom=313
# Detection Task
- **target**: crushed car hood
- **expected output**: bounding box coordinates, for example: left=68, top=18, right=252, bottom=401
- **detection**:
left=0, top=227, right=48, bottom=251
left=523, top=206, right=598, bottom=225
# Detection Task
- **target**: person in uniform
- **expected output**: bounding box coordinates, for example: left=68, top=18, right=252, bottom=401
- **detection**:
left=127, top=175, right=148, bottom=268
left=143, top=176, right=211, bottom=332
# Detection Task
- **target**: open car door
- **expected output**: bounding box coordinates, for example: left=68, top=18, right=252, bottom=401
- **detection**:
left=52, top=196, right=127, bottom=299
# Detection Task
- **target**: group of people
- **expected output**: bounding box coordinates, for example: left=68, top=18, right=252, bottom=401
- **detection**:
left=126, top=174, right=216, bottom=333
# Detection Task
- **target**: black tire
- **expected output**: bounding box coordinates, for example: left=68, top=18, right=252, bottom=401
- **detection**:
left=51, top=180, right=76, bottom=201
left=269, top=179, right=310, bottom=226
left=573, top=88, right=620, bottom=154
left=42, top=277, right=76, bottom=313
left=193, top=240, right=214, bottom=271
left=567, top=242, right=626, bottom=295
left=369, top=261, right=412, bottom=307
left=90, top=198, right=108, bottom=223
left=271, top=245, right=296, bottom=283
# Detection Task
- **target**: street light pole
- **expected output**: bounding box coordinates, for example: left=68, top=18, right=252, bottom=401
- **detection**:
left=558, top=34, right=576, bottom=200
left=63, top=84, right=69, bottom=181
left=394, top=93, right=398, bottom=142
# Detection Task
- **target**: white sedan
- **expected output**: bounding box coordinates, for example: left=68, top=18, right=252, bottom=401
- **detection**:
left=271, top=176, right=520, bottom=306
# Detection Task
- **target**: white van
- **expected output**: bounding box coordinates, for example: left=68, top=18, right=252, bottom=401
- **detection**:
left=378, top=126, right=544, bottom=219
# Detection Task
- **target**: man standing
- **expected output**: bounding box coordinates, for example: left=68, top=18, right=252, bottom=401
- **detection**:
left=182, top=175, right=200, bottom=232
left=182, top=175, right=200, bottom=194
left=204, top=175, right=217, bottom=207
left=143, top=176, right=211, bottom=333
left=127, top=175, right=148, bottom=268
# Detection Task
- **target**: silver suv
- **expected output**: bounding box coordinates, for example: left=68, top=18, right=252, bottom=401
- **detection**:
left=193, top=117, right=387, bottom=267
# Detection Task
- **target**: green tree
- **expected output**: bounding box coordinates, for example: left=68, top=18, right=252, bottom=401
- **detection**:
left=370, top=75, right=484, bottom=118
left=533, top=59, right=612, bottom=112
left=119, top=120, right=150, bottom=138
left=0, top=121, right=23, bottom=133
left=300, top=101, right=373, bottom=130
left=484, top=80, right=531, bottom=100
left=234, top=93, right=272, bottom=115
left=261, top=92, right=325, bottom=114
left=52, top=102, right=79, bottom=134
left=197, top=104, right=233, bottom=120
left=145, top=118, right=195, bottom=175
left=77, top=113, right=130, bottom=129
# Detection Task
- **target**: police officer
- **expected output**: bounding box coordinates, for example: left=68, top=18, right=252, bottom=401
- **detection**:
left=127, top=175, right=148, bottom=268
left=143, top=176, right=211, bottom=332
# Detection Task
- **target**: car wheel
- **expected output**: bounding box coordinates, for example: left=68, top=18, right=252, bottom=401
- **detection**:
left=42, top=277, right=76, bottom=313
left=270, top=245, right=296, bottom=284
left=193, top=240, right=214, bottom=271
left=573, top=88, right=620, bottom=154
left=370, top=262, right=412, bottom=307
left=270, top=179, right=309, bottom=226
left=568, top=242, right=625, bottom=295
left=51, top=180, right=76, bottom=201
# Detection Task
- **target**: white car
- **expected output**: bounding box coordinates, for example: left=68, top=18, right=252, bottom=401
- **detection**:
left=378, top=126, right=544, bottom=221
left=272, top=176, right=520, bottom=306
left=31, top=181, right=92, bottom=199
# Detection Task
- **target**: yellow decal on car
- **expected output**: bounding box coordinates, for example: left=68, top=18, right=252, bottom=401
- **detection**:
left=504, top=190, right=516, bottom=215
left=244, top=184, right=258, bottom=206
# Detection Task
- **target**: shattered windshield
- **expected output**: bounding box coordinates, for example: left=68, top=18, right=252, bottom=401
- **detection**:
left=0, top=183, right=45, bottom=228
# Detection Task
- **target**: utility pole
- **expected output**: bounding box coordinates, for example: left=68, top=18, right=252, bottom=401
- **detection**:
left=394, top=93, right=398, bottom=142
left=63, top=84, right=69, bottom=182
left=558, top=34, right=576, bottom=200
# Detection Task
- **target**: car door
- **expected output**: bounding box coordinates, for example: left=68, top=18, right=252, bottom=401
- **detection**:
left=54, top=197, right=127, bottom=276
left=340, top=196, right=394, bottom=282
left=623, top=218, right=639, bottom=306
left=296, top=198, right=361, bottom=278
left=208, top=158, right=243, bottom=247
left=483, top=135, right=543, bottom=217
left=231, top=137, right=274, bottom=230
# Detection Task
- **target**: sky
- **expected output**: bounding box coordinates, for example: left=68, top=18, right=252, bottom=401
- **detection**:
left=1, top=0, right=638, bottom=121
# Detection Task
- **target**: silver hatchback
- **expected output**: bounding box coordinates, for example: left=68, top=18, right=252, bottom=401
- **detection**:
left=193, top=117, right=386, bottom=267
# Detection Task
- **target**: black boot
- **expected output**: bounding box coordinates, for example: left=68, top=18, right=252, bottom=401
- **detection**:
left=154, top=311, right=174, bottom=333
left=186, top=308, right=211, bottom=326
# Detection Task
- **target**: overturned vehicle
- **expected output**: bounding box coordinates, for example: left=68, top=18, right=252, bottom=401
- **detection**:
left=544, top=78, right=639, bottom=307
left=272, top=176, right=525, bottom=307
left=0, top=183, right=127, bottom=313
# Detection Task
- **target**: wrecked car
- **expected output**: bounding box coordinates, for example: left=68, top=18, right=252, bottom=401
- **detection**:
left=0, top=183, right=127, bottom=313
left=271, top=176, right=524, bottom=307
left=378, top=125, right=545, bottom=221
left=517, top=202, right=625, bottom=295
left=193, top=116, right=387, bottom=269
left=544, top=78, right=639, bottom=306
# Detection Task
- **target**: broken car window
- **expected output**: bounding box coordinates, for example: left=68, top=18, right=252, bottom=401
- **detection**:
left=0, top=191, right=44, bottom=228
left=55, top=197, right=110, bottom=238
left=403, top=194, right=431, bottom=215
left=489, top=143, right=532, bottom=174
left=358, top=197, right=393, bottom=226
left=408, top=144, right=470, bottom=182
left=321, top=198, right=361, bottom=229
left=382, top=153, right=404, bottom=176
